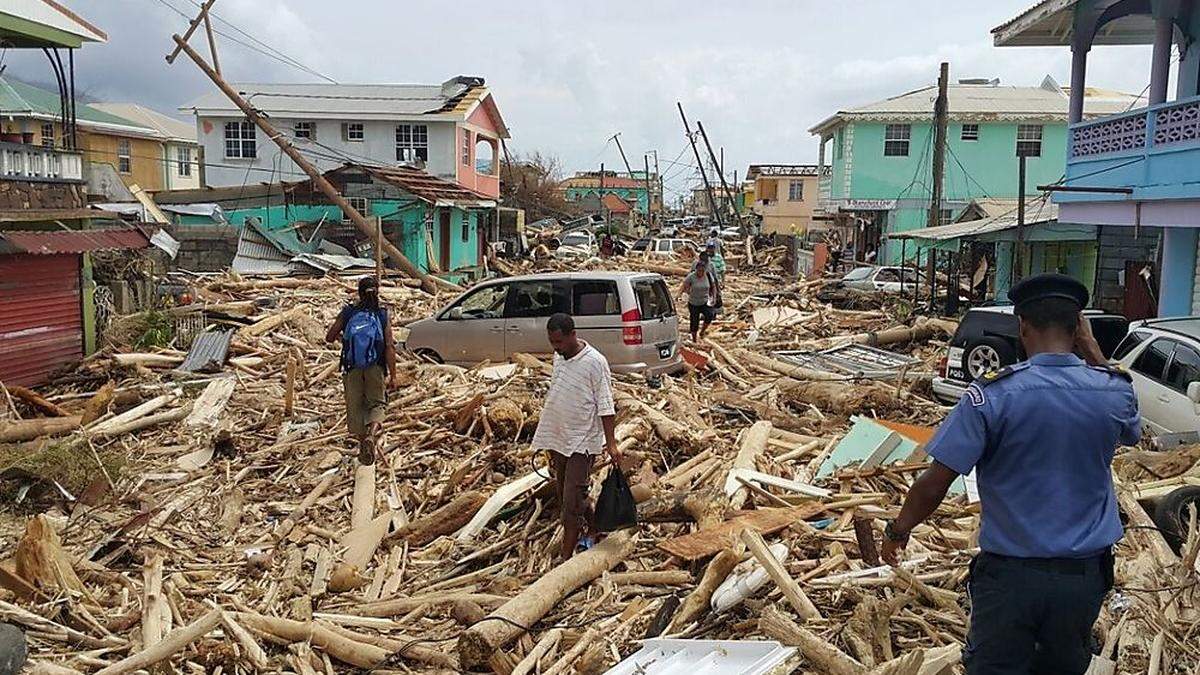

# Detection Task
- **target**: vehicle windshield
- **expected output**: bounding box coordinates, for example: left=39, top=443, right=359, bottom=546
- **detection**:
left=843, top=267, right=873, bottom=281
left=562, top=232, right=590, bottom=246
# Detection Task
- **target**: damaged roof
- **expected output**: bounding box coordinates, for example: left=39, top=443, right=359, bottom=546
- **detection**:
left=0, top=226, right=151, bottom=255
left=328, top=164, right=496, bottom=207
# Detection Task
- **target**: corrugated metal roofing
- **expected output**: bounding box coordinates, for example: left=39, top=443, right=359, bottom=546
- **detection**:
left=0, top=253, right=82, bottom=386
left=357, top=165, right=495, bottom=206
left=89, top=103, right=197, bottom=143
left=0, top=75, right=156, bottom=134
left=889, top=199, right=1060, bottom=241
left=992, top=0, right=1158, bottom=47
left=605, top=639, right=796, bottom=675
left=561, top=175, right=645, bottom=190
left=181, top=78, right=482, bottom=119
left=0, top=227, right=151, bottom=255
left=178, top=329, right=233, bottom=373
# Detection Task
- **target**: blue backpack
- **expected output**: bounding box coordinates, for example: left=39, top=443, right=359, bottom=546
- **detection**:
left=343, top=308, right=384, bottom=370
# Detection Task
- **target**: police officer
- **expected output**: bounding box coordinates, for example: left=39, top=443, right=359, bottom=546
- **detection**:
left=881, top=273, right=1141, bottom=674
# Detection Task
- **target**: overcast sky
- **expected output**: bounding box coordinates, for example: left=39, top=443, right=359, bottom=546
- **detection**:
left=6, top=0, right=1157, bottom=199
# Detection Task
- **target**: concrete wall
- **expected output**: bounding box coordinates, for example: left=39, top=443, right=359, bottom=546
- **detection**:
left=165, top=223, right=240, bottom=272
left=1094, top=226, right=1162, bottom=315
left=195, top=116, right=457, bottom=187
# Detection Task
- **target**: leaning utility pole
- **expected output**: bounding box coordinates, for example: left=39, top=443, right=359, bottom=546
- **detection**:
left=678, top=103, right=724, bottom=229
left=643, top=154, right=653, bottom=231
left=166, top=9, right=445, bottom=293
left=695, top=120, right=742, bottom=226
left=1014, top=154, right=1027, bottom=283
left=611, top=133, right=635, bottom=177
left=928, top=62, right=949, bottom=229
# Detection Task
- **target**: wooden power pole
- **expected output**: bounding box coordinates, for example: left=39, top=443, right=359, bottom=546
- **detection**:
left=677, top=102, right=724, bottom=229
left=927, top=62, right=950, bottom=306
left=611, top=133, right=635, bottom=177
left=167, top=11, right=446, bottom=294
left=696, top=120, right=742, bottom=227
left=643, top=154, right=653, bottom=231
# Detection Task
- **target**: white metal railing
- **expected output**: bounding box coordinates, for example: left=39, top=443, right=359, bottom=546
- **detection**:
left=0, top=142, right=84, bottom=181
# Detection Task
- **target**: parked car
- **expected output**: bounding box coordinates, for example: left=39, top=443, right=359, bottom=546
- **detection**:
left=1109, top=317, right=1200, bottom=435
left=647, top=238, right=697, bottom=258
left=716, top=227, right=743, bottom=240
left=402, top=272, right=684, bottom=377
left=839, top=266, right=921, bottom=294
left=931, top=305, right=1129, bottom=403
left=630, top=237, right=652, bottom=253
left=555, top=230, right=597, bottom=258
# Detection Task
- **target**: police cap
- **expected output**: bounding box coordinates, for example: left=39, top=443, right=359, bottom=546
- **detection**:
left=1007, top=272, right=1088, bottom=310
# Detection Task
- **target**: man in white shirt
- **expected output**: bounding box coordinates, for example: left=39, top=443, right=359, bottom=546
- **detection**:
left=531, top=313, right=621, bottom=558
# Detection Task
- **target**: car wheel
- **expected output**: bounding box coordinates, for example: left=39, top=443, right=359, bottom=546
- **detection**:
left=1153, top=486, right=1200, bottom=554
left=413, top=348, right=443, bottom=364
left=965, top=338, right=1015, bottom=379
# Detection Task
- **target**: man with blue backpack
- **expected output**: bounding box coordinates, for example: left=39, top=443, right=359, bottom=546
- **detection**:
left=325, top=276, right=398, bottom=464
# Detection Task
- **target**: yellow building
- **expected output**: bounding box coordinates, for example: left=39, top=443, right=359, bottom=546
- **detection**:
left=745, top=164, right=830, bottom=235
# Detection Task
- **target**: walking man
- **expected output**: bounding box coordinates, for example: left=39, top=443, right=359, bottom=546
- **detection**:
left=531, top=313, right=621, bottom=559
left=882, top=273, right=1141, bottom=674
left=325, top=276, right=398, bottom=465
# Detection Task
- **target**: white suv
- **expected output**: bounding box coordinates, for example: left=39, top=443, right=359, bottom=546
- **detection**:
left=1110, top=317, right=1200, bottom=435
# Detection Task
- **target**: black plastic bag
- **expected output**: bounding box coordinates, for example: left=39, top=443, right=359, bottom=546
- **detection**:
left=594, top=467, right=637, bottom=532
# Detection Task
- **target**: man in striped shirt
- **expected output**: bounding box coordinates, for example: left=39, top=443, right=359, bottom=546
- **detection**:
left=531, top=313, right=621, bottom=559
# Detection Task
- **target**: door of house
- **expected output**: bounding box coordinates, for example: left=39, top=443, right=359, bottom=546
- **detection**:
left=439, top=210, right=452, bottom=272
left=1123, top=260, right=1157, bottom=320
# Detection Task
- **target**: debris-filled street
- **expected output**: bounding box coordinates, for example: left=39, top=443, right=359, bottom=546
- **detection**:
left=2, top=241, right=1198, bottom=673
left=3, top=1, right=1200, bottom=673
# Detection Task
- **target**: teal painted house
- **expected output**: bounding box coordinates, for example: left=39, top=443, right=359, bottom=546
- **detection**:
left=560, top=173, right=650, bottom=214
left=810, top=79, right=1142, bottom=266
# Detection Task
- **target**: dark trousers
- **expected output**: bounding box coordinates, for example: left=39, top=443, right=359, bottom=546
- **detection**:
left=964, top=551, right=1112, bottom=675
left=550, top=451, right=594, bottom=557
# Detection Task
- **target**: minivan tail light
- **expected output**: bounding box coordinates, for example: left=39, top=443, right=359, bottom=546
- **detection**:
left=621, top=307, right=643, bottom=345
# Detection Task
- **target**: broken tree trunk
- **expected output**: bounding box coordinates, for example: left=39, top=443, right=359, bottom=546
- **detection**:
left=140, top=553, right=166, bottom=650
left=457, top=530, right=635, bottom=668
left=637, top=487, right=724, bottom=528
left=669, top=548, right=740, bottom=631
left=8, top=385, right=70, bottom=417
left=350, top=463, right=376, bottom=530
left=93, top=608, right=221, bottom=675
left=386, top=490, right=486, bottom=547
left=741, top=529, right=821, bottom=620
left=728, top=421, right=772, bottom=510
left=0, top=416, right=82, bottom=443
left=14, top=515, right=84, bottom=596
left=615, top=391, right=707, bottom=453
left=759, top=605, right=863, bottom=675
left=235, top=611, right=390, bottom=669
left=778, top=378, right=907, bottom=416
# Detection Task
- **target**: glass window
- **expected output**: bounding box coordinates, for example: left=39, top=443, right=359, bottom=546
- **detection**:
left=395, top=124, right=428, bottom=162
left=572, top=280, right=621, bottom=316
left=1165, top=344, right=1200, bottom=394
left=344, top=196, right=369, bottom=222
left=176, top=146, right=192, bottom=177
left=961, top=124, right=979, bottom=141
left=940, top=208, right=954, bottom=225
left=447, top=283, right=508, bottom=320
left=635, top=278, right=675, bottom=319
left=40, top=123, right=54, bottom=148
left=1112, top=330, right=1151, bottom=361
left=461, top=130, right=471, bottom=166
left=343, top=123, right=364, bottom=142
left=1017, top=124, right=1043, bottom=157
left=562, top=232, right=591, bottom=247
left=844, top=267, right=873, bottom=281
left=224, top=121, right=256, bottom=159
left=1133, top=338, right=1175, bottom=381
left=787, top=180, right=804, bottom=201
left=505, top=280, right=568, bottom=318
left=117, top=139, right=131, bottom=173
left=884, top=124, right=910, bottom=157
left=461, top=213, right=470, bottom=242
left=293, top=122, right=315, bottom=140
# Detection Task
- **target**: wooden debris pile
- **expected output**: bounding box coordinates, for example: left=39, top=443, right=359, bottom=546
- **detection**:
left=0, top=265, right=1195, bottom=674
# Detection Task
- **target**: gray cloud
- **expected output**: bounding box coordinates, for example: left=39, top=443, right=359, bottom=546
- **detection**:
left=5, top=0, right=1158, bottom=199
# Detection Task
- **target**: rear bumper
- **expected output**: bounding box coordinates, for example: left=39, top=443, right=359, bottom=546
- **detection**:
left=932, top=376, right=967, bottom=404
left=611, top=353, right=685, bottom=378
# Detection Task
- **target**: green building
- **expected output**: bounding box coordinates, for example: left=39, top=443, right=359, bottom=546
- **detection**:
left=809, top=77, right=1142, bottom=266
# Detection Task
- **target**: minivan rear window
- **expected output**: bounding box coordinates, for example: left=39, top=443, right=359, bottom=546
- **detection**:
left=844, top=267, right=872, bottom=281
left=572, top=280, right=620, bottom=316
left=634, top=278, right=675, bottom=319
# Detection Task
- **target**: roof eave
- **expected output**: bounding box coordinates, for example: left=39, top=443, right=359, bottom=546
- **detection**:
left=992, top=0, right=1078, bottom=47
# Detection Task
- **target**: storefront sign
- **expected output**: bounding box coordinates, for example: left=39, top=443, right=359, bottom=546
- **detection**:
left=840, top=199, right=896, bottom=211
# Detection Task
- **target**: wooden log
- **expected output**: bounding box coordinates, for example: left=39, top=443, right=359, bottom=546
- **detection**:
left=542, top=628, right=598, bottom=675
left=778, top=378, right=907, bottom=416
left=284, top=354, right=296, bottom=417
left=736, top=349, right=847, bottom=382
left=239, top=306, right=303, bottom=338
left=182, top=377, right=234, bottom=430
left=740, top=529, right=821, bottom=620
left=352, top=593, right=508, bottom=618
left=93, top=608, right=221, bottom=675
left=79, top=381, right=117, bottom=425
left=261, top=471, right=339, bottom=544
left=669, top=548, right=739, bottom=631
left=350, top=463, right=376, bottom=530
left=758, top=605, right=863, bottom=675
left=218, top=610, right=269, bottom=670
left=14, top=515, right=84, bottom=595
left=8, top=385, right=70, bottom=417
left=329, top=512, right=392, bottom=593
left=86, top=392, right=174, bottom=433
left=0, top=415, right=81, bottom=442
left=385, top=490, right=486, bottom=546
left=615, top=391, right=706, bottom=453
left=319, top=621, right=458, bottom=670
left=457, top=530, right=635, bottom=668
left=708, top=390, right=814, bottom=433
left=607, top=570, right=692, bottom=586
left=510, top=628, right=562, bottom=675
left=140, top=553, right=165, bottom=650
left=91, top=405, right=190, bottom=439
left=236, top=611, right=390, bottom=669
left=637, top=488, right=724, bottom=527
left=112, top=353, right=184, bottom=368
left=728, top=421, right=772, bottom=510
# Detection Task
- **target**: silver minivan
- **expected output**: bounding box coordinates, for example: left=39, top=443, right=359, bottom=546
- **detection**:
left=402, top=272, right=684, bottom=376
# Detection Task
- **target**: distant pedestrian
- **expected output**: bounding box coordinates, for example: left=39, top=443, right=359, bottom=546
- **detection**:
left=681, top=253, right=720, bottom=342
left=531, top=313, right=621, bottom=559
left=600, top=234, right=615, bottom=258
left=325, top=276, right=397, bottom=464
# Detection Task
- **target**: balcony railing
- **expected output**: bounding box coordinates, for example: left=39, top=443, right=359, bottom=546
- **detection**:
left=0, top=142, right=84, bottom=182
left=1070, top=95, right=1200, bottom=159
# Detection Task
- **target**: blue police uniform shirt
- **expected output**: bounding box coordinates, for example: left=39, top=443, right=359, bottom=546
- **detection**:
left=926, top=352, right=1141, bottom=559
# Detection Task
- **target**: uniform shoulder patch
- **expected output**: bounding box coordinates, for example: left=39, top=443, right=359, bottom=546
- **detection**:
left=965, top=382, right=986, bottom=407
left=975, top=362, right=1028, bottom=387
left=1089, top=363, right=1133, bottom=381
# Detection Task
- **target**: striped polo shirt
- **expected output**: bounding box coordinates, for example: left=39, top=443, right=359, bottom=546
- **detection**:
left=531, top=342, right=616, bottom=457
